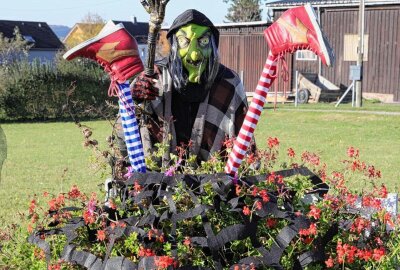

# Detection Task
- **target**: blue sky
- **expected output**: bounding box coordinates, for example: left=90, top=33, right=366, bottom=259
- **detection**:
left=0, top=0, right=272, bottom=27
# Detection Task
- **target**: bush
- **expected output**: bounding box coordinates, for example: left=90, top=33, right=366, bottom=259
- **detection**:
left=0, top=52, right=117, bottom=121
left=6, top=130, right=398, bottom=270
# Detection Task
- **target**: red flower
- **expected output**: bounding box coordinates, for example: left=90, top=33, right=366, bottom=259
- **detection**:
left=183, top=237, right=191, bottom=246
left=325, top=256, right=334, bottom=268
left=255, top=201, right=262, bottom=210
left=287, top=147, right=295, bottom=158
left=307, top=205, right=321, bottom=220
left=96, top=230, right=106, bottom=241
left=267, top=137, right=279, bottom=148
left=345, top=193, right=358, bottom=206
left=27, top=223, right=34, bottom=233
left=259, top=189, right=270, bottom=202
left=235, top=185, right=242, bottom=196
left=367, top=165, right=381, bottom=178
left=378, top=185, right=388, bottom=198
left=108, top=199, right=117, bottom=210
left=134, top=181, right=142, bottom=193
left=154, top=256, right=177, bottom=269
left=138, top=246, right=155, bottom=257
left=251, top=186, right=259, bottom=197
left=29, top=198, right=36, bottom=215
left=67, top=185, right=81, bottom=199
left=242, top=206, right=251, bottom=216
left=266, top=218, right=277, bottom=229
left=246, top=153, right=256, bottom=165
left=302, top=236, right=313, bottom=244
left=299, top=223, right=317, bottom=236
left=362, top=196, right=382, bottom=210
left=336, top=241, right=358, bottom=264
left=301, top=151, right=320, bottom=166
left=350, top=217, right=371, bottom=234
left=384, top=212, right=395, bottom=228
left=222, top=136, right=235, bottom=149
left=347, top=146, right=359, bottom=158
left=357, top=249, right=372, bottom=261
left=372, top=247, right=385, bottom=261
left=48, top=263, right=61, bottom=270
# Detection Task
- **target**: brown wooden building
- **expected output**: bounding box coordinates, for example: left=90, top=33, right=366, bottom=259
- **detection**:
left=216, top=21, right=292, bottom=99
left=160, top=1, right=400, bottom=102
left=266, top=0, right=400, bottom=103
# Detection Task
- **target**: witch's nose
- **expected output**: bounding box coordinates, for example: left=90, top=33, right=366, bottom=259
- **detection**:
left=190, top=51, right=200, bottom=61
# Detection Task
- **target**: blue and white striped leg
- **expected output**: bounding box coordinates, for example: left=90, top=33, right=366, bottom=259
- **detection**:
left=117, top=81, right=146, bottom=173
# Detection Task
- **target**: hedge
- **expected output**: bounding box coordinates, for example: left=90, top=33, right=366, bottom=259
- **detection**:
left=0, top=53, right=118, bottom=121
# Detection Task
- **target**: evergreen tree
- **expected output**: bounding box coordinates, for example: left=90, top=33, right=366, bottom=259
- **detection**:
left=223, top=0, right=264, bottom=22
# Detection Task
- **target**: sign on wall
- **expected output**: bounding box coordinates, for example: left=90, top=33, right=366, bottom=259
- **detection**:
left=344, top=34, right=369, bottom=61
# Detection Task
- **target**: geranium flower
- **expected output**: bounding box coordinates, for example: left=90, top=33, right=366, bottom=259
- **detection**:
left=287, top=147, right=295, bottom=158
left=372, top=247, right=385, bottom=261
left=325, top=256, right=334, bottom=268
left=138, top=246, right=155, bottom=257
left=266, top=218, right=277, bottom=229
left=154, top=255, right=177, bottom=269
left=347, top=146, right=359, bottom=158
left=350, top=217, right=371, bottom=234
left=67, top=185, right=81, bottom=199
left=96, top=230, right=106, bottom=241
left=242, top=206, right=251, bottom=216
left=267, top=137, right=279, bottom=148
left=307, top=205, right=321, bottom=220
left=29, top=198, right=36, bottom=215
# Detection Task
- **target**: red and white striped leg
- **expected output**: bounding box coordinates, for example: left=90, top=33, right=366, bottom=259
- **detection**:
left=225, top=51, right=278, bottom=175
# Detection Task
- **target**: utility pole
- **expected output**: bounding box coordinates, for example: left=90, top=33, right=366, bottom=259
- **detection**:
left=355, top=0, right=365, bottom=107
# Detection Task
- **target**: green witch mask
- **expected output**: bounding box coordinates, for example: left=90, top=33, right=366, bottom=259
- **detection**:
left=175, top=24, right=212, bottom=83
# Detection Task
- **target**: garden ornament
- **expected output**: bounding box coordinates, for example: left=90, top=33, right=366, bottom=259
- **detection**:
left=140, top=0, right=169, bottom=77
left=129, top=9, right=246, bottom=166
left=175, top=23, right=214, bottom=83
left=63, top=23, right=147, bottom=172
left=225, top=4, right=335, bottom=175
left=131, top=0, right=170, bottom=101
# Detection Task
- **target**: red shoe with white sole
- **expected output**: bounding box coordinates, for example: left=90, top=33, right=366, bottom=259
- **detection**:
left=264, top=4, right=334, bottom=66
left=63, top=23, right=144, bottom=94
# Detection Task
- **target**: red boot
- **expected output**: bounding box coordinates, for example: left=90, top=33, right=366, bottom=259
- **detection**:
left=264, top=4, right=334, bottom=66
left=63, top=23, right=144, bottom=94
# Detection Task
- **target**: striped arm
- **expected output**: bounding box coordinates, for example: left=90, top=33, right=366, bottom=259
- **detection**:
left=225, top=51, right=278, bottom=175
left=117, top=82, right=147, bottom=173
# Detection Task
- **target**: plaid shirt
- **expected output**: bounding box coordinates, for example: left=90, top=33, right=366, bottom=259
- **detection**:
left=139, top=64, right=249, bottom=163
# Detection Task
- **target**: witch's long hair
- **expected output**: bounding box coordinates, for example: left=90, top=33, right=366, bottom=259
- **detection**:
left=168, top=34, right=219, bottom=91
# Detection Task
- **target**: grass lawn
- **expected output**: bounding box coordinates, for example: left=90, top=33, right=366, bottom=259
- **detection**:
left=0, top=102, right=399, bottom=228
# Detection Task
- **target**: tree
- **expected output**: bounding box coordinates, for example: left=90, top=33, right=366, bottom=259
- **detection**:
left=0, top=27, right=31, bottom=65
left=223, top=0, right=264, bottom=22
left=65, top=13, right=105, bottom=48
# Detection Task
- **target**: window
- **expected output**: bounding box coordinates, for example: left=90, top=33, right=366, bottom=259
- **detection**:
left=23, top=35, right=35, bottom=43
left=296, top=50, right=317, bottom=61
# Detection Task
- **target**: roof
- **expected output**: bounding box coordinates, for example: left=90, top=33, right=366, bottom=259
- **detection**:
left=63, top=23, right=105, bottom=43
left=267, top=0, right=400, bottom=8
left=110, top=20, right=148, bottom=43
left=161, top=20, right=271, bottom=31
left=0, top=20, right=63, bottom=50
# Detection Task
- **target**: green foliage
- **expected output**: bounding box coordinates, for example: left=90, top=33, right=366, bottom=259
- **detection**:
left=0, top=27, right=31, bottom=64
left=0, top=52, right=116, bottom=120
left=223, top=0, right=264, bottom=22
